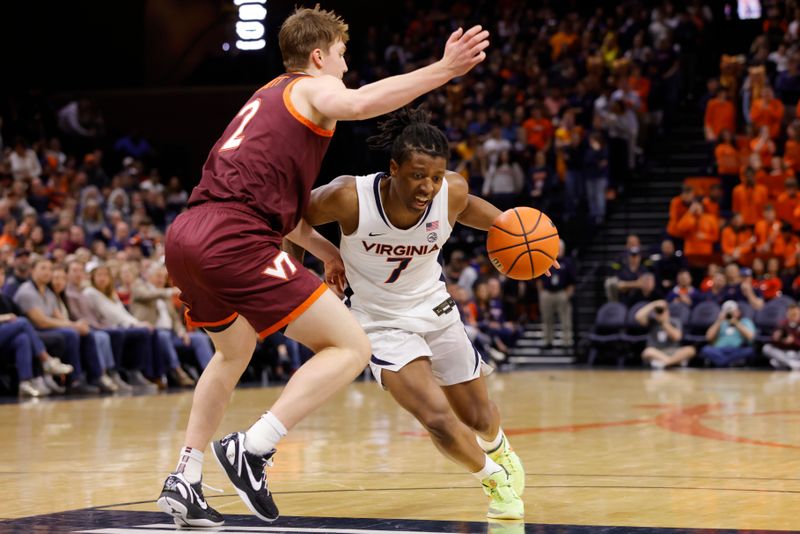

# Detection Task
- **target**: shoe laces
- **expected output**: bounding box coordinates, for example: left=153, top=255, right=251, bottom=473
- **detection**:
left=263, top=454, right=274, bottom=469
left=250, top=449, right=275, bottom=469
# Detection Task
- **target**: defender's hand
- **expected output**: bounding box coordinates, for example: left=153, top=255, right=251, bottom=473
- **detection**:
left=324, top=254, right=347, bottom=298
left=440, top=25, right=490, bottom=78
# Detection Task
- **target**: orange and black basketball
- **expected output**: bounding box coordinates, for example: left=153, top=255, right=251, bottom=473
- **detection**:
left=487, top=207, right=559, bottom=280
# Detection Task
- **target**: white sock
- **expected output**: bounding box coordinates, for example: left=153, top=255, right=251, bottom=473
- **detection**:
left=175, top=446, right=204, bottom=484
left=477, top=427, right=504, bottom=453
left=472, top=455, right=503, bottom=480
left=244, top=411, right=287, bottom=456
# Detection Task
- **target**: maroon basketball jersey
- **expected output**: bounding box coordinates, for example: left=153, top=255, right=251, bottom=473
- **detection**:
left=188, top=73, right=333, bottom=235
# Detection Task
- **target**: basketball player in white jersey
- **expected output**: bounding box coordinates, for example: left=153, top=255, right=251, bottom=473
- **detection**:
left=306, top=108, right=547, bottom=520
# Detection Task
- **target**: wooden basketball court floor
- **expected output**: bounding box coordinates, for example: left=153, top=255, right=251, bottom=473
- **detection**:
left=2, top=368, right=800, bottom=533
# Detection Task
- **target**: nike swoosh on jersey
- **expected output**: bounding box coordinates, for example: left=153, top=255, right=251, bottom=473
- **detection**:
left=368, top=232, right=385, bottom=236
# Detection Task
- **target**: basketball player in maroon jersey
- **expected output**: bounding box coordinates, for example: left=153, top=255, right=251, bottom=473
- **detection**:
left=156, top=6, right=490, bottom=528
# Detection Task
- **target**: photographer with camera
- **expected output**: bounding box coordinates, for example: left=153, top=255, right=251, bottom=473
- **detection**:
left=700, top=300, right=756, bottom=367
left=635, top=299, right=696, bottom=369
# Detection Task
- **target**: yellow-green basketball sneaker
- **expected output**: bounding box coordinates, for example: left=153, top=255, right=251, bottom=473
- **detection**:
left=482, top=468, right=524, bottom=520
left=488, top=436, right=525, bottom=496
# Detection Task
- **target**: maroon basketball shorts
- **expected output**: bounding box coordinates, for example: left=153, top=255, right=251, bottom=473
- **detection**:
left=165, top=203, right=327, bottom=338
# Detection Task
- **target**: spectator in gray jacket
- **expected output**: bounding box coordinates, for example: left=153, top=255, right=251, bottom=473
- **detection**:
left=13, top=257, right=99, bottom=394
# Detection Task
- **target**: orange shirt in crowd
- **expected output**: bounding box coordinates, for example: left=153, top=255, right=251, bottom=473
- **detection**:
left=764, top=169, right=791, bottom=199
left=715, top=143, right=739, bottom=175
left=774, top=233, right=800, bottom=268
left=721, top=226, right=754, bottom=264
left=785, top=139, right=800, bottom=172
left=667, top=196, right=692, bottom=238
left=703, top=196, right=721, bottom=219
left=628, top=75, right=651, bottom=113
left=522, top=118, right=553, bottom=151
left=754, top=218, right=783, bottom=257
left=750, top=138, right=775, bottom=168
left=732, top=183, right=769, bottom=225
left=0, top=235, right=18, bottom=249
left=677, top=211, right=720, bottom=256
left=549, top=31, right=577, bottom=60
left=776, top=191, right=800, bottom=229
left=753, top=276, right=783, bottom=300
left=705, top=97, right=735, bottom=138
left=750, top=98, right=785, bottom=139
left=752, top=168, right=771, bottom=190
left=700, top=276, right=714, bottom=292
left=796, top=99, right=800, bottom=125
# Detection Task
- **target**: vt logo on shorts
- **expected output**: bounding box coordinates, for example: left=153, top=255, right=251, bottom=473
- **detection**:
left=262, top=251, right=298, bottom=280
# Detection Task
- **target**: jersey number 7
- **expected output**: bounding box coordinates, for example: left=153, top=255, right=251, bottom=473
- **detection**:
left=385, top=257, right=412, bottom=284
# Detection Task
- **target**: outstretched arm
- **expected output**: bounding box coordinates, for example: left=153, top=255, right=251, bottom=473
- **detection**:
left=458, top=194, right=503, bottom=231
left=303, top=26, right=489, bottom=121
left=446, top=170, right=502, bottom=230
left=447, top=170, right=559, bottom=275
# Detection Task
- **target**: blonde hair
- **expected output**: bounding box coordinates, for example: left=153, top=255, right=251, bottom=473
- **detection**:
left=278, top=5, right=349, bottom=71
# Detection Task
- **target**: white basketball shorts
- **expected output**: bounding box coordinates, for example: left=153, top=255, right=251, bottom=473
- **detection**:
left=366, top=321, right=491, bottom=388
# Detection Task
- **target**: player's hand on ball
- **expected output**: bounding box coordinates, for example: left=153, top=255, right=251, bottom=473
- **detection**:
left=544, top=259, right=560, bottom=277
left=487, top=207, right=559, bottom=280
left=324, top=253, right=347, bottom=298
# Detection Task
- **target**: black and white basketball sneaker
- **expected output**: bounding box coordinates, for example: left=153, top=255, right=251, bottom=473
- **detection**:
left=212, top=431, right=279, bottom=522
left=156, top=472, right=224, bottom=528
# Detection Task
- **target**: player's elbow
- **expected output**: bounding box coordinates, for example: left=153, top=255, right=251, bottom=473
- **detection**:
left=318, top=92, right=370, bottom=121
left=342, top=88, right=387, bottom=120
left=340, top=96, right=370, bottom=121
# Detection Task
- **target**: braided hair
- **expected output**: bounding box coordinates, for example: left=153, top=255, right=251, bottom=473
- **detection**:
left=366, top=107, right=450, bottom=165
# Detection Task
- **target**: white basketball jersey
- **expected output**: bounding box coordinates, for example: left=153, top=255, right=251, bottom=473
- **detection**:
left=340, top=172, right=459, bottom=333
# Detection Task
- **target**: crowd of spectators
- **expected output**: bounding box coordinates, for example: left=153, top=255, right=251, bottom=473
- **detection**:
left=350, top=0, right=716, bottom=233
left=600, top=231, right=799, bottom=369
left=602, top=1, right=800, bottom=369
left=4, top=1, right=774, bottom=390
left=665, top=2, right=800, bottom=286
left=0, top=103, right=308, bottom=397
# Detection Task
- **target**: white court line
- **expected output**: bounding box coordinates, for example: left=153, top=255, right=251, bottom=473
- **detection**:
left=77, top=523, right=471, bottom=534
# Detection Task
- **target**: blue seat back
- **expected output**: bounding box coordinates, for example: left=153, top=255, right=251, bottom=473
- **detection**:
left=688, top=300, right=720, bottom=331
left=737, top=301, right=755, bottom=321
left=668, top=301, right=690, bottom=326
left=755, top=298, right=790, bottom=331
left=595, top=302, right=628, bottom=331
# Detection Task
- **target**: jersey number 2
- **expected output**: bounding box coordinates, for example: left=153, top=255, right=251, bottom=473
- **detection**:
left=220, top=99, right=261, bottom=151
left=384, top=257, right=412, bottom=284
